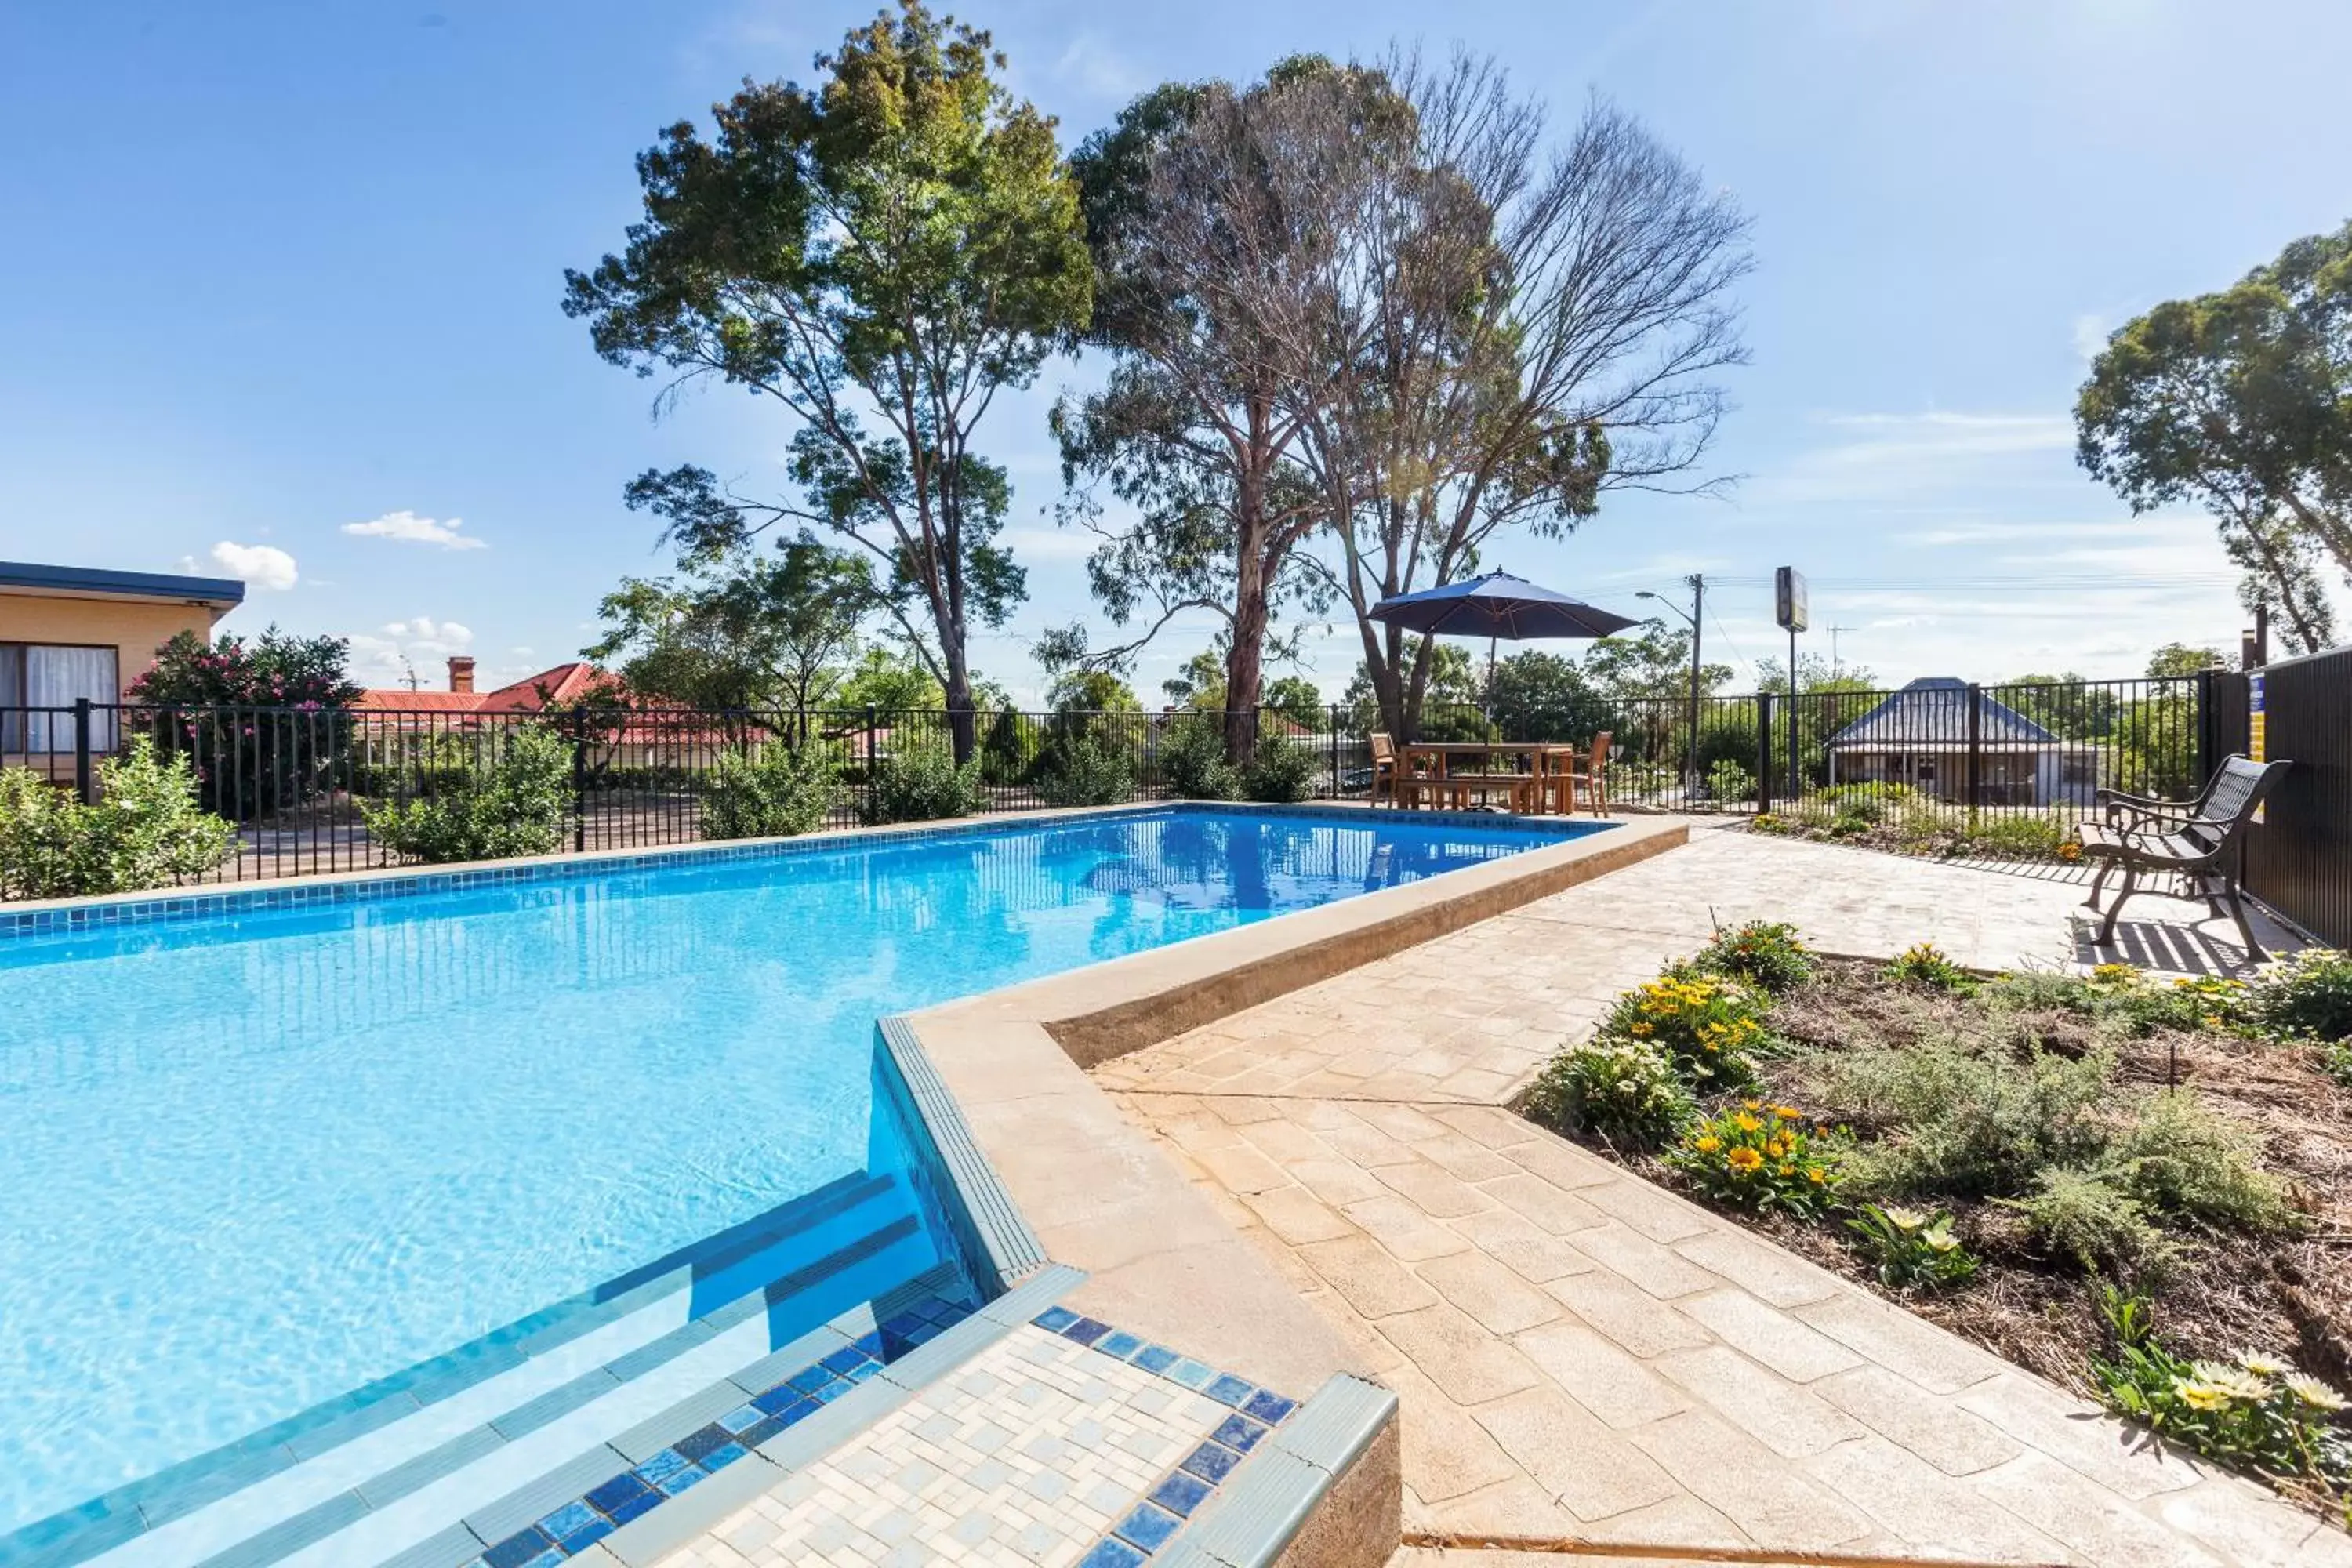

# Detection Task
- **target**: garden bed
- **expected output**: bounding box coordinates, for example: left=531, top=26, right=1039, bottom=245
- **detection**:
left=1524, top=929, right=2352, bottom=1523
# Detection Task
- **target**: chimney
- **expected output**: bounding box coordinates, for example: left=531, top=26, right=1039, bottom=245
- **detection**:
left=448, top=655, right=476, bottom=694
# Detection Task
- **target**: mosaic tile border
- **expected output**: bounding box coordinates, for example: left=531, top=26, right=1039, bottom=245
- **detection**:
left=454, top=1292, right=983, bottom=1568
left=0, top=800, right=1599, bottom=941
left=1018, top=1307, right=1300, bottom=1568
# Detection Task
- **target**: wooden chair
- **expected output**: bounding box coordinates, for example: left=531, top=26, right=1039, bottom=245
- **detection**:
left=1368, top=731, right=1398, bottom=807
left=2079, top=754, right=2287, bottom=957
left=1540, top=731, right=1612, bottom=816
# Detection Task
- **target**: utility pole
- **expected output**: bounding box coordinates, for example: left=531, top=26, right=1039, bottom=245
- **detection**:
left=1635, top=573, right=1705, bottom=802
left=1828, top=624, right=1857, bottom=684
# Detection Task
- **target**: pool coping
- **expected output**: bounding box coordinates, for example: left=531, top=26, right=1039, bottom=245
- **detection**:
left=890, top=811, right=1690, bottom=1568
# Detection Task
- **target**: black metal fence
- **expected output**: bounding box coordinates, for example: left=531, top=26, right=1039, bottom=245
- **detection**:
left=0, top=672, right=2251, bottom=891
left=2219, top=650, right=2352, bottom=947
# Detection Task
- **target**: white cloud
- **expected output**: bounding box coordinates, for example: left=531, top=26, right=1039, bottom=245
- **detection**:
left=1748, top=412, right=2075, bottom=506
left=209, top=541, right=298, bottom=591
left=1049, top=34, right=1144, bottom=100
left=2072, top=312, right=2112, bottom=361
left=341, top=510, right=488, bottom=550
left=346, top=615, right=477, bottom=687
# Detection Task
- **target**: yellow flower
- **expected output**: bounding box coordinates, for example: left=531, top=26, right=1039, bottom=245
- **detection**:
left=1693, top=1135, right=1722, bottom=1153
left=1778, top=1163, right=1795, bottom=1176
left=1629, top=1022, right=1654, bottom=1037
left=1806, top=1167, right=1828, bottom=1184
left=2172, top=1380, right=2234, bottom=1411
left=1772, top=1105, right=1802, bottom=1120
left=1726, top=1147, right=1763, bottom=1173
left=1733, top=1112, right=1762, bottom=1134
left=1743, top=1098, right=1763, bottom=1112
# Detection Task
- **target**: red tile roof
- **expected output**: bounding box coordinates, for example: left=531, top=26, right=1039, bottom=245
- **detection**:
left=355, top=662, right=622, bottom=713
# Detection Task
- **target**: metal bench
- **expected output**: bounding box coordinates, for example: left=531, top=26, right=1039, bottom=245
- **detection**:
left=2079, top=753, right=2288, bottom=959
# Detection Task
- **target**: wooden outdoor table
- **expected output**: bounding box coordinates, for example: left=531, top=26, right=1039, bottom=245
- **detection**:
left=1396, top=741, right=1584, bottom=814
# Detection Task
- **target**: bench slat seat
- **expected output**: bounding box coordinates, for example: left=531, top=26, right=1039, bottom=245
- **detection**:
left=2078, top=754, right=2288, bottom=960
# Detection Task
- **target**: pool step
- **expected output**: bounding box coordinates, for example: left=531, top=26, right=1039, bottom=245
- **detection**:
left=40, top=1174, right=947, bottom=1568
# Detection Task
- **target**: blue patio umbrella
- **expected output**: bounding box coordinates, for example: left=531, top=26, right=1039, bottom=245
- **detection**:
left=1367, top=572, right=1641, bottom=695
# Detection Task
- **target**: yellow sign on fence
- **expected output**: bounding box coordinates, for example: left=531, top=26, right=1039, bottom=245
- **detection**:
left=2249, top=673, right=2266, bottom=822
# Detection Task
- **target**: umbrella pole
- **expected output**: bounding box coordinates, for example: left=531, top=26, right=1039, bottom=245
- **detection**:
left=1486, top=635, right=1498, bottom=720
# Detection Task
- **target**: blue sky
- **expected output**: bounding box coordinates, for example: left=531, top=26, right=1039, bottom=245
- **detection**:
left=2, top=0, right=2346, bottom=702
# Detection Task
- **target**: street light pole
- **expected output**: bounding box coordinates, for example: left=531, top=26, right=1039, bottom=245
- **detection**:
left=1637, top=574, right=1705, bottom=802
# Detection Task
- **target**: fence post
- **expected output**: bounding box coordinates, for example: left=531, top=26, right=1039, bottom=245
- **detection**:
left=1329, top=704, right=1341, bottom=800
left=1965, top=682, right=1982, bottom=818
left=571, top=710, right=588, bottom=853
left=864, top=707, right=879, bottom=820
left=2195, top=668, right=2216, bottom=786
left=1755, top=693, right=1774, bottom=815
left=74, top=697, right=94, bottom=804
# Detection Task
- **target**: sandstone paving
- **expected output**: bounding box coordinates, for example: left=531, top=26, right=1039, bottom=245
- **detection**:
left=1093, top=829, right=2347, bottom=1568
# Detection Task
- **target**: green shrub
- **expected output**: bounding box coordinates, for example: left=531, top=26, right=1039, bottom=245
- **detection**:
left=2327, top=1040, right=2352, bottom=1090
left=1829, top=1043, right=2114, bottom=1200
left=1842, top=1203, right=1979, bottom=1290
left=1697, top=920, right=1814, bottom=994
left=1240, top=731, right=1319, bottom=804
left=979, top=707, right=1037, bottom=787
left=2091, top=1287, right=2352, bottom=1494
left=1706, top=758, right=1755, bottom=803
left=1035, top=733, right=1135, bottom=808
left=2096, top=1091, right=2298, bottom=1235
left=1598, top=971, right=1769, bottom=1091
left=1524, top=1040, right=1693, bottom=1151
left=699, top=743, right=837, bottom=840
left=1970, top=814, right=2066, bottom=858
left=2002, top=1167, right=2176, bottom=1279
left=862, top=744, right=985, bottom=825
left=1882, top=941, right=1974, bottom=991
left=2251, top=948, right=2352, bottom=1044
left=0, top=739, right=237, bottom=899
left=361, top=725, right=573, bottom=864
left=1160, top=717, right=1239, bottom=800
left=1664, top=1099, right=1841, bottom=1218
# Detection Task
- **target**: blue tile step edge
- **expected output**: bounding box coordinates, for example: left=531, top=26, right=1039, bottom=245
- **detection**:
left=470, top=1262, right=1092, bottom=1568
left=0, top=1175, right=923, bottom=1568
left=1150, top=1375, right=1399, bottom=1568
left=875, top=1015, right=1047, bottom=1297
left=124, top=1260, right=983, bottom=1568
left=0, top=800, right=1593, bottom=940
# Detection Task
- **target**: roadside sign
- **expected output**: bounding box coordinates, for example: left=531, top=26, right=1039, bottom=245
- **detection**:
left=1775, top=567, right=1809, bottom=633
left=2249, top=673, right=2266, bottom=822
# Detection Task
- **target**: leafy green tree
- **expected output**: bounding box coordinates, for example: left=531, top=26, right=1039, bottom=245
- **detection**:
left=1342, top=638, right=1483, bottom=737
left=1583, top=621, right=1734, bottom=704
left=1486, top=652, right=1612, bottom=743
left=1046, top=669, right=1142, bottom=713
left=1998, top=672, right=2123, bottom=743
left=837, top=647, right=946, bottom=713
left=2145, top=643, right=2235, bottom=678
left=2076, top=220, right=2352, bottom=652
left=585, top=538, right=870, bottom=717
left=564, top=2, right=1093, bottom=758
left=1261, top=675, right=1323, bottom=728
left=0, top=739, right=235, bottom=898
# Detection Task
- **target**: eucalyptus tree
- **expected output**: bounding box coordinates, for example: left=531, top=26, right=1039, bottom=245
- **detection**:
left=1293, top=55, right=1753, bottom=739
left=563, top=2, right=1092, bottom=758
left=2076, top=220, right=2352, bottom=654
left=1049, top=60, right=1392, bottom=762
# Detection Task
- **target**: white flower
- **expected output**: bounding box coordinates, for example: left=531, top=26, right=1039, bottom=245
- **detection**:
left=2234, top=1350, right=2290, bottom=1378
left=2285, top=1373, right=2350, bottom=1413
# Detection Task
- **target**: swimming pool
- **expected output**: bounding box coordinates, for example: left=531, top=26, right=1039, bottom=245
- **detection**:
left=0, top=806, right=1599, bottom=1538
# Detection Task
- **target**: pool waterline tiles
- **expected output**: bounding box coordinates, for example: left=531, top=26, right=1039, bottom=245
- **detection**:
left=2, top=806, right=1595, bottom=1545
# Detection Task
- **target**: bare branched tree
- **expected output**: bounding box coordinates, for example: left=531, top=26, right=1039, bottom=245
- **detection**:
left=1054, top=60, right=1392, bottom=760
left=1289, top=53, right=1754, bottom=738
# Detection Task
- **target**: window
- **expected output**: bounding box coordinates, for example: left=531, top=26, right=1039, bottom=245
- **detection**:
left=0, top=644, right=120, bottom=753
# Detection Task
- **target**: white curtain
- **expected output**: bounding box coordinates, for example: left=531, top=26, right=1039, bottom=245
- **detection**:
left=25, top=647, right=120, bottom=753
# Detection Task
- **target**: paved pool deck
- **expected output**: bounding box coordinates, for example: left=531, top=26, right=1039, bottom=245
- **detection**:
left=1097, top=827, right=2346, bottom=1568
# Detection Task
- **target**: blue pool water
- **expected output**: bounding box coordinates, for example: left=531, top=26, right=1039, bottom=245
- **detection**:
left=0, top=807, right=1592, bottom=1534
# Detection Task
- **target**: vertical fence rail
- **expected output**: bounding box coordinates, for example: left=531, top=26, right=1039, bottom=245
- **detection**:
left=2234, top=650, right=2352, bottom=946
left=0, top=673, right=2296, bottom=898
